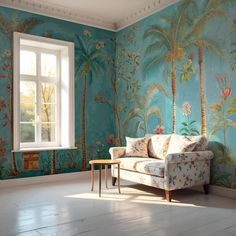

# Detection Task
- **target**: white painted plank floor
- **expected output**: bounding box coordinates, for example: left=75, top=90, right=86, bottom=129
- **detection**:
left=0, top=176, right=236, bottom=236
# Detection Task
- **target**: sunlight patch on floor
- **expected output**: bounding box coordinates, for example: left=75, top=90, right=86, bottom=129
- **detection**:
left=64, top=187, right=203, bottom=207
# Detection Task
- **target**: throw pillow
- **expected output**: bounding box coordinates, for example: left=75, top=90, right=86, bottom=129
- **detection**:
left=125, top=137, right=149, bottom=158
left=148, top=134, right=171, bottom=160
left=167, top=134, right=199, bottom=154
left=193, top=135, right=208, bottom=151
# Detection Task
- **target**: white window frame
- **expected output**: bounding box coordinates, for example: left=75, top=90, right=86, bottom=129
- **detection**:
left=13, top=32, right=75, bottom=152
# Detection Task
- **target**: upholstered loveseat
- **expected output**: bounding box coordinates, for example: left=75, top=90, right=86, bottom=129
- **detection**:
left=109, top=134, right=213, bottom=202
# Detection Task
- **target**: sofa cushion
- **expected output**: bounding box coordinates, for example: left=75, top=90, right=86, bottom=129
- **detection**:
left=148, top=134, right=171, bottom=159
left=167, top=134, right=200, bottom=154
left=125, top=137, right=149, bottom=157
left=193, top=135, right=208, bottom=151
left=117, top=157, right=165, bottom=177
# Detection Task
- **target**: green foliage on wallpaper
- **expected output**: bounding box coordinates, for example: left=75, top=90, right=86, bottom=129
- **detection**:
left=0, top=8, right=116, bottom=179
left=116, top=0, right=236, bottom=189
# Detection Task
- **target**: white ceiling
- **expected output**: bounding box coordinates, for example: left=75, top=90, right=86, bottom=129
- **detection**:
left=0, top=0, right=178, bottom=31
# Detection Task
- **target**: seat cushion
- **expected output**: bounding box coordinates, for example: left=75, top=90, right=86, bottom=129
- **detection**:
left=148, top=134, right=171, bottom=159
left=117, top=157, right=165, bottom=177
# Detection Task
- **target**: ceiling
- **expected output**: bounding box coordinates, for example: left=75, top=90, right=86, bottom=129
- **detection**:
left=0, top=0, right=178, bottom=31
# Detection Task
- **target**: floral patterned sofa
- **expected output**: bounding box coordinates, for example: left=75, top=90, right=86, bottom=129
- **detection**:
left=109, top=134, right=213, bottom=202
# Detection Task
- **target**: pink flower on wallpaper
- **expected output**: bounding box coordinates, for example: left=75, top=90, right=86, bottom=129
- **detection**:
left=2, top=157, right=7, bottom=162
left=188, top=52, right=194, bottom=61
left=105, top=134, right=116, bottom=145
left=154, top=126, right=164, bottom=135
left=233, top=18, right=236, bottom=24
left=216, top=76, right=226, bottom=84
left=2, top=121, right=7, bottom=127
left=0, top=73, right=7, bottom=78
left=216, top=76, right=232, bottom=99
left=0, top=137, right=6, bottom=157
left=2, top=62, right=10, bottom=71
left=220, top=87, right=232, bottom=99
left=0, top=97, right=6, bottom=111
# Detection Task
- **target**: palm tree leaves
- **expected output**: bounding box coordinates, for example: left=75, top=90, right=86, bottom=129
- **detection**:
left=146, top=107, right=162, bottom=125
left=75, top=34, right=107, bottom=80
left=0, top=13, right=43, bottom=40
left=123, top=107, right=141, bottom=131
left=200, top=38, right=224, bottom=59
left=123, top=84, right=165, bottom=135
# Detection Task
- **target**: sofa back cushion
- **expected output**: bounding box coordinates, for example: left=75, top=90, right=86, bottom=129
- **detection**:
left=125, top=137, right=149, bottom=158
left=193, top=135, right=208, bottom=151
left=167, top=134, right=202, bottom=154
left=148, top=134, right=171, bottom=160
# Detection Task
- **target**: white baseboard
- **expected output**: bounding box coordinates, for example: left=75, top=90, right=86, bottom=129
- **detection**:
left=0, top=170, right=103, bottom=189
left=1, top=173, right=236, bottom=200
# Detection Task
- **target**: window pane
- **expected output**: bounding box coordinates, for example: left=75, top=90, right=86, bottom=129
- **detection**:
left=41, top=83, right=56, bottom=103
left=41, top=53, right=57, bottom=77
left=20, top=81, right=36, bottom=103
left=41, top=104, right=55, bottom=122
left=20, top=50, right=36, bottom=75
left=41, top=123, right=55, bottom=142
left=20, top=103, right=35, bottom=122
left=20, top=123, right=35, bottom=143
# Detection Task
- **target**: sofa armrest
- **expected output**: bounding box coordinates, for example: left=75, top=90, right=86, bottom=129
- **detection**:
left=165, top=151, right=213, bottom=164
left=164, top=151, right=213, bottom=191
left=109, top=147, right=126, bottom=160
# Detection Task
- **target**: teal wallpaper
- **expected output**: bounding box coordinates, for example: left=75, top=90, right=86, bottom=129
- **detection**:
left=115, top=0, right=236, bottom=189
left=0, top=7, right=116, bottom=179
left=0, top=0, right=236, bottom=190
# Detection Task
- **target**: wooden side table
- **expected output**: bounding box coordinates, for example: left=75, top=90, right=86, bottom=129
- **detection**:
left=89, top=159, right=121, bottom=197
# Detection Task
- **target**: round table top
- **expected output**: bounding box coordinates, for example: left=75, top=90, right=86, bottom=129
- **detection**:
left=89, top=159, right=121, bottom=165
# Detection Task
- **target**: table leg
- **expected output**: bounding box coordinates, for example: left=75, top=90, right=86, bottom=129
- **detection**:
left=99, top=164, right=102, bottom=197
left=105, top=164, right=108, bottom=189
left=91, top=164, right=94, bottom=191
left=118, top=163, right=121, bottom=194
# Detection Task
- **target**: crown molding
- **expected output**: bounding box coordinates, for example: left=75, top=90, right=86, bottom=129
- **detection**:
left=115, top=0, right=180, bottom=31
left=0, top=0, right=179, bottom=32
left=0, top=0, right=116, bottom=31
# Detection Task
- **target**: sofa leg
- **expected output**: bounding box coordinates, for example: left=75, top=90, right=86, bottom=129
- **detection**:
left=203, top=184, right=209, bottom=194
left=112, top=177, right=117, bottom=186
left=165, top=190, right=172, bottom=202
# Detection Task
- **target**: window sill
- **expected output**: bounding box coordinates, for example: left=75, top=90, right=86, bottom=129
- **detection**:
left=12, top=147, right=78, bottom=152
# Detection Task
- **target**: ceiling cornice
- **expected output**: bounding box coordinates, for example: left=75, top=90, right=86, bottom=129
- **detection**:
left=0, top=0, right=179, bottom=32
left=115, top=0, right=179, bottom=30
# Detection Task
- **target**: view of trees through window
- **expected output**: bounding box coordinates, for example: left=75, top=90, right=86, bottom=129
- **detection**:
left=20, top=48, right=58, bottom=145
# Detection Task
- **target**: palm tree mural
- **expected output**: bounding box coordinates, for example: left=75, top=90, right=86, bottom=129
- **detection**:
left=75, top=31, right=107, bottom=170
left=180, top=0, right=236, bottom=135
left=231, top=17, right=236, bottom=71
left=123, top=84, right=167, bottom=136
left=143, top=9, right=190, bottom=133
left=0, top=13, right=43, bottom=174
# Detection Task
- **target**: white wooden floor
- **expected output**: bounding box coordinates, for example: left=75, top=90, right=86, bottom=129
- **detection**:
left=0, top=176, right=236, bottom=236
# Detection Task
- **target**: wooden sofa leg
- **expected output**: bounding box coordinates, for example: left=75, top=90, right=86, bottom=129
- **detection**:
left=165, top=190, right=172, bottom=202
left=203, top=184, right=209, bottom=194
left=112, top=177, right=117, bottom=186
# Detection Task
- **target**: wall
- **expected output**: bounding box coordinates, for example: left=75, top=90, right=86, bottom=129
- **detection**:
left=1, top=0, right=236, bottom=190
left=0, top=6, right=116, bottom=179
left=115, top=0, right=236, bottom=189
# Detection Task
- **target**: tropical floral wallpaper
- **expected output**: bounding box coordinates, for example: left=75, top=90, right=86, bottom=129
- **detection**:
left=0, top=0, right=236, bottom=190
left=0, top=6, right=116, bottom=179
left=115, top=0, right=236, bottom=189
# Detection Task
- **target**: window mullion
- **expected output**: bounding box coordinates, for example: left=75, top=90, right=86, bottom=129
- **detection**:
left=36, top=50, right=41, bottom=146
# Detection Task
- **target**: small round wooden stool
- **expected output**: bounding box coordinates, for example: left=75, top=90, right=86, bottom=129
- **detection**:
left=89, top=159, right=121, bottom=197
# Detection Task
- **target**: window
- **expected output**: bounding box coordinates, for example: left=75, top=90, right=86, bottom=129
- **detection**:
left=13, top=33, right=75, bottom=151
